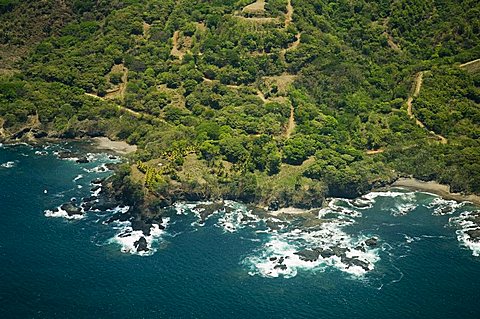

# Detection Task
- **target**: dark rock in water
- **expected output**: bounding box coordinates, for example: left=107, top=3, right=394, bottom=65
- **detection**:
left=195, top=202, right=225, bottom=222
left=342, top=257, right=370, bottom=271
left=355, top=245, right=366, bottom=253
left=269, top=257, right=277, bottom=261
left=351, top=198, right=371, bottom=208
left=81, top=202, right=93, bottom=211
left=274, top=264, right=287, bottom=270
left=365, top=237, right=378, bottom=247
left=134, top=237, right=149, bottom=252
left=91, top=178, right=104, bottom=185
left=240, top=214, right=255, bottom=222
left=105, top=163, right=117, bottom=171
left=90, top=199, right=118, bottom=212
left=60, top=203, right=83, bottom=216
left=91, top=185, right=101, bottom=193
left=106, top=208, right=132, bottom=223
left=439, top=206, right=454, bottom=215
left=318, top=248, right=335, bottom=258
left=265, top=220, right=287, bottom=232
left=294, top=249, right=320, bottom=262
left=131, top=220, right=153, bottom=236
left=70, top=198, right=77, bottom=202
left=332, top=246, right=348, bottom=257
left=465, top=211, right=480, bottom=224
left=82, top=195, right=98, bottom=202
left=76, top=157, right=89, bottom=164
left=108, top=156, right=118, bottom=160
left=268, top=200, right=280, bottom=211
left=466, top=229, right=480, bottom=242
left=57, top=151, right=73, bottom=159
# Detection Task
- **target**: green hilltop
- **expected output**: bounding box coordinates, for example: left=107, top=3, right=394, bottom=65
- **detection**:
left=0, top=0, right=479, bottom=209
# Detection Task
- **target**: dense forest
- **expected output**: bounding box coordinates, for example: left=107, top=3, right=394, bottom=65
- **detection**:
left=0, top=0, right=479, bottom=208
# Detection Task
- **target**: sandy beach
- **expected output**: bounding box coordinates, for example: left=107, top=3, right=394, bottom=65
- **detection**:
left=93, top=137, right=137, bottom=155
left=392, top=178, right=480, bottom=206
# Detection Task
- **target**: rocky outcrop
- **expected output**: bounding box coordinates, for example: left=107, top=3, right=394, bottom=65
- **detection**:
left=294, top=249, right=320, bottom=262
left=60, top=203, right=83, bottom=217
left=364, top=237, right=378, bottom=247
left=134, top=237, right=149, bottom=252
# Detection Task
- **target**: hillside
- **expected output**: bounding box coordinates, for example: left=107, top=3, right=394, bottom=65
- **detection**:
left=1, top=0, right=479, bottom=209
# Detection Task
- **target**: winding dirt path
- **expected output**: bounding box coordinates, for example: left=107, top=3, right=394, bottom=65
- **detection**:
left=285, top=105, right=295, bottom=138
left=407, top=71, right=447, bottom=144
left=285, top=0, right=293, bottom=27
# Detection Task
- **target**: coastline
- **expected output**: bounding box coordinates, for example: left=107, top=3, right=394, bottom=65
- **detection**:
left=1, top=135, right=137, bottom=156
left=391, top=178, right=480, bottom=206
left=92, top=137, right=137, bottom=155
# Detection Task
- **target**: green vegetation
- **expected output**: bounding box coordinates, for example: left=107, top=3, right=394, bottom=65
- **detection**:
left=0, top=0, right=479, bottom=208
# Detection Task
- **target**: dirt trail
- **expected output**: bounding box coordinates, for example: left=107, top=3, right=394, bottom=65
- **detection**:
left=142, top=22, right=151, bottom=38
left=385, top=32, right=401, bottom=52
left=242, top=0, right=265, bottom=15
left=257, top=90, right=268, bottom=103
left=171, top=31, right=184, bottom=60
left=459, top=58, right=480, bottom=73
left=105, top=65, right=128, bottom=100
left=285, top=0, right=293, bottom=27
left=285, top=104, right=295, bottom=138
left=366, top=149, right=384, bottom=155
left=407, top=71, right=447, bottom=144
left=84, top=92, right=142, bottom=117
left=382, top=19, right=401, bottom=52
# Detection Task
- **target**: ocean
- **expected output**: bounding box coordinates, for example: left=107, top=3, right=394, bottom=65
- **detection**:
left=1, top=142, right=480, bottom=318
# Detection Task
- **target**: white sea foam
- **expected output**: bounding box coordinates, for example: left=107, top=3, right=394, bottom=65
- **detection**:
left=44, top=207, right=85, bottom=220
left=320, top=199, right=362, bottom=218
left=391, top=203, right=418, bottom=216
left=243, top=220, right=379, bottom=278
left=84, top=163, right=109, bottom=173
left=0, top=161, right=15, bottom=168
left=216, top=203, right=261, bottom=233
left=73, top=174, right=83, bottom=182
left=35, top=150, right=48, bottom=156
left=450, top=211, right=480, bottom=256
left=109, top=217, right=170, bottom=256
left=427, top=197, right=465, bottom=216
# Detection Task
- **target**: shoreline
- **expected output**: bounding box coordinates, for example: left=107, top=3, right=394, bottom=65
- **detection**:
left=1, top=136, right=137, bottom=155
left=391, top=178, right=480, bottom=206
left=92, top=137, right=137, bottom=155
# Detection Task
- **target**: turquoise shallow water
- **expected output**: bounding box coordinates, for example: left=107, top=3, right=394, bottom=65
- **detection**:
left=1, top=143, right=480, bottom=319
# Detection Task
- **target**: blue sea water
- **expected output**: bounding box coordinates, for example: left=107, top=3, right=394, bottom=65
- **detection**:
left=1, top=142, right=480, bottom=319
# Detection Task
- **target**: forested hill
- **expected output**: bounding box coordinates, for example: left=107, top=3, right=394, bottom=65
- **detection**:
left=0, top=0, right=479, bottom=208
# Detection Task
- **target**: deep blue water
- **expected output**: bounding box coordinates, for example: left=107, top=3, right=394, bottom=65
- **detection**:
left=1, top=143, right=480, bottom=319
